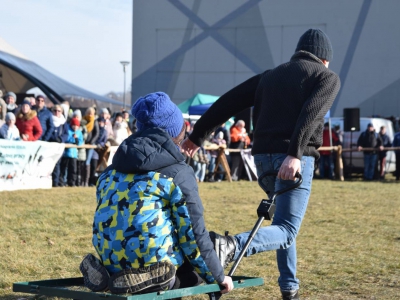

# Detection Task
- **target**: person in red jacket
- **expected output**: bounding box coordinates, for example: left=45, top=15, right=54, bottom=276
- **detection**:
left=229, top=120, right=251, bottom=181
left=15, top=99, right=42, bottom=141
left=318, top=122, right=339, bottom=179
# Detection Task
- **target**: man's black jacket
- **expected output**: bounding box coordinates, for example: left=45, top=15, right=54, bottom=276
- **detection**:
left=190, top=51, right=341, bottom=160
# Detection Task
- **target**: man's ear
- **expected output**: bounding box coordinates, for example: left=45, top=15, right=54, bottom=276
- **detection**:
left=321, top=59, right=329, bottom=68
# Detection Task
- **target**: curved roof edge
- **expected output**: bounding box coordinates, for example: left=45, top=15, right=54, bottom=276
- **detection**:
left=0, top=50, right=122, bottom=108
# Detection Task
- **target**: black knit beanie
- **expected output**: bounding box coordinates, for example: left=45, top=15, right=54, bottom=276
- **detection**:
left=295, top=29, right=333, bottom=61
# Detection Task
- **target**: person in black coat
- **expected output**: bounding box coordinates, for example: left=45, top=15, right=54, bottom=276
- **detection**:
left=357, top=123, right=383, bottom=180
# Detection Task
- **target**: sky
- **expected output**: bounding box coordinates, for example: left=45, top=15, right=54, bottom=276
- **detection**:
left=1, top=0, right=132, bottom=96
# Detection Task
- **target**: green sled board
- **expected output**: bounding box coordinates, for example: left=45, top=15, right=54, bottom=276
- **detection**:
left=14, top=276, right=264, bottom=299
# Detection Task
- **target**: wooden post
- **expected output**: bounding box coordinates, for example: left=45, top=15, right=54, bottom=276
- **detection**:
left=336, top=145, right=344, bottom=181
left=214, top=148, right=232, bottom=182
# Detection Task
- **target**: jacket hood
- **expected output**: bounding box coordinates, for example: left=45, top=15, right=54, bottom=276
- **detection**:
left=112, top=127, right=185, bottom=173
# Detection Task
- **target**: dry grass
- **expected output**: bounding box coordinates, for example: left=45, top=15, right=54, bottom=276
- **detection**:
left=1, top=177, right=399, bottom=299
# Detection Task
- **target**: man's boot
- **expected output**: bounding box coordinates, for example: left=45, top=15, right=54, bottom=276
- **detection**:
left=281, top=289, right=300, bottom=300
left=209, top=231, right=237, bottom=269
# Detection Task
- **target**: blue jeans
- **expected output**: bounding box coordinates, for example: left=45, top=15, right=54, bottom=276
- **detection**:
left=319, top=154, right=334, bottom=179
left=86, top=149, right=94, bottom=166
left=193, top=161, right=207, bottom=182
left=51, top=158, right=61, bottom=187
left=233, top=153, right=315, bottom=291
left=208, top=156, right=216, bottom=175
left=363, top=153, right=377, bottom=180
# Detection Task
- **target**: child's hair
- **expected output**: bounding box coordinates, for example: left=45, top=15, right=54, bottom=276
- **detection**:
left=171, top=123, right=186, bottom=146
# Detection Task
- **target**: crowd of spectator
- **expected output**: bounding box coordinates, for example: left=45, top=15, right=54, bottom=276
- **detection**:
left=318, top=121, right=400, bottom=181
left=187, top=117, right=400, bottom=183
left=2, top=90, right=400, bottom=184
left=183, top=119, right=252, bottom=182
left=0, top=90, right=134, bottom=188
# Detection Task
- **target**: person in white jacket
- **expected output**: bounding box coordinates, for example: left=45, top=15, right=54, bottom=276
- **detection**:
left=0, top=112, right=20, bottom=140
left=113, top=112, right=130, bottom=145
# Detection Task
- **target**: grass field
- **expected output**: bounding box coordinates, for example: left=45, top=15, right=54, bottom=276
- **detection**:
left=1, top=178, right=399, bottom=300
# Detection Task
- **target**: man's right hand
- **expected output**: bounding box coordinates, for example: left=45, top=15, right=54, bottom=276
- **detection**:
left=220, top=275, right=234, bottom=294
left=181, top=138, right=200, bottom=157
left=277, top=155, right=301, bottom=181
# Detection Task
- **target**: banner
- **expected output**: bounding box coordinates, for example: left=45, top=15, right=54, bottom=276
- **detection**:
left=0, top=140, right=65, bottom=191
left=240, top=149, right=258, bottom=181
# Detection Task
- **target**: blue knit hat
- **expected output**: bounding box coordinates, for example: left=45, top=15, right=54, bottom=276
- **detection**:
left=131, top=92, right=184, bottom=138
left=22, top=98, right=31, bottom=107
left=295, top=28, right=333, bottom=61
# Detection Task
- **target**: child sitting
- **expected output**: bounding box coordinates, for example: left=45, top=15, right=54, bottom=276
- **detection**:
left=80, top=92, right=234, bottom=295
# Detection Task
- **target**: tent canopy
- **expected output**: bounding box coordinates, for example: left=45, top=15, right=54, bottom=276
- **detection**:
left=0, top=44, right=123, bottom=111
left=188, top=103, right=213, bottom=115
left=178, top=93, right=219, bottom=114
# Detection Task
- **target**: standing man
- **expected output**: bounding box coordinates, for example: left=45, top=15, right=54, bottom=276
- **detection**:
left=34, top=95, right=54, bottom=142
left=357, top=123, right=383, bottom=180
left=181, top=29, right=340, bottom=299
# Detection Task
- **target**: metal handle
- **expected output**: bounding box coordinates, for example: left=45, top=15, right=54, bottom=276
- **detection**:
left=258, top=170, right=303, bottom=200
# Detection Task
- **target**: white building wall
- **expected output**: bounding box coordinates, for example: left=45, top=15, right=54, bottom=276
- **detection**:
left=131, top=0, right=400, bottom=117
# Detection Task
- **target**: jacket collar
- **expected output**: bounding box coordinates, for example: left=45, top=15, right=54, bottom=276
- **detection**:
left=18, top=109, right=37, bottom=121
left=290, top=50, right=325, bottom=65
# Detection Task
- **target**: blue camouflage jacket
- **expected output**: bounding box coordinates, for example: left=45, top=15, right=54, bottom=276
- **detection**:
left=93, top=128, right=224, bottom=284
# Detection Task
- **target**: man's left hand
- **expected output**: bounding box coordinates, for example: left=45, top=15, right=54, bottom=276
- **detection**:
left=181, top=138, right=200, bottom=157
